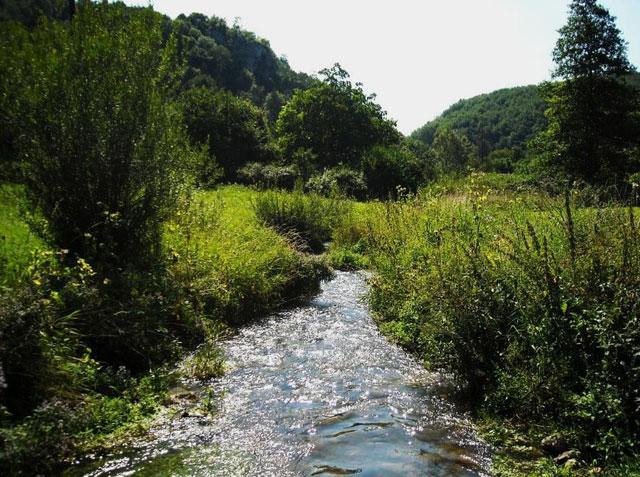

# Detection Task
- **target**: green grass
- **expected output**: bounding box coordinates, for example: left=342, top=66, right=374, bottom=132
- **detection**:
left=165, top=185, right=331, bottom=325
left=0, top=184, right=332, bottom=474
left=330, top=173, right=640, bottom=475
left=0, top=184, right=46, bottom=285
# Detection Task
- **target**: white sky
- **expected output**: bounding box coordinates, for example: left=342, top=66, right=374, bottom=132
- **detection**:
left=123, top=0, right=640, bottom=134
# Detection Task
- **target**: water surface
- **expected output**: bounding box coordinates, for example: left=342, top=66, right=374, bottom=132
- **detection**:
left=70, top=271, right=490, bottom=476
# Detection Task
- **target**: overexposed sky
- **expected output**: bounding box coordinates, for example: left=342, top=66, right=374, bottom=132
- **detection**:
left=122, top=0, right=640, bottom=134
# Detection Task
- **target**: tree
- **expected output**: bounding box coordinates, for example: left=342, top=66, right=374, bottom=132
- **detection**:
left=539, top=0, right=639, bottom=185
left=275, top=64, right=400, bottom=170
left=180, top=86, right=273, bottom=182
left=16, top=2, right=195, bottom=272
left=553, top=0, right=632, bottom=79
left=431, top=128, right=476, bottom=174
left=360, top=144, right=427, bottom=199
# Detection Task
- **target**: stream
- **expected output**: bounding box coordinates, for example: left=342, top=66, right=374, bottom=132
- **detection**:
left=69, top=271, right=490, bottom=476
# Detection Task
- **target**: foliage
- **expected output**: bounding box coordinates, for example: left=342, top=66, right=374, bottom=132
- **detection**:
left=0, top=0, right=71, bottom=27
left=360, top=144, right=429, bottom=198
left=237, top=162, right=298, bottom=190
left=182, top=339, right=225, bottom=380
left=275, top=64, right=400, bottom=170
left=173, top=13, right=312, bottom=105
left=253, top=187, right=350, bottom=253
left=534, top=0, right=640, bottom=187
left=332, top=177, right=640, bottom=466
left=306, top=166, right=368, bottom=200
left=431, top=127, right=477, bottom=174
left=180, top=86, right=273, bottom=182
left=0, top=372, right=171, bottom=476
left=411, top=85, right=547, bottom=157
left=0, top=185, right=45, bottom=285
left=482, top=147, right=525, bottom=174
left=11, top=3, right=195, bottom=273
left=552, top=0, right=633, bottom=79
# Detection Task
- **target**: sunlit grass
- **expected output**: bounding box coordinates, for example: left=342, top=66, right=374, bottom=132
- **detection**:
left=0, top=184, right=46, bottom=285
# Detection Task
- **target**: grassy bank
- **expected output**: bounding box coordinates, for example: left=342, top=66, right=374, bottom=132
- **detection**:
left=329, top=173, right=640, bottom=475
left=0, top=185, right=330, bottom=475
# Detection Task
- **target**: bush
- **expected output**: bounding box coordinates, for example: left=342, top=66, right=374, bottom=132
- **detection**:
left=361, top=144, right=427, bottom=199
left=306, top=166, right=368, bottom=199
left=14, top=3, right=195, bottom=273
left=237, top=162, right=298, bottom=190
left=253, top=188, right=350, bottom=253
left=180, top=86, right=273, bottom=182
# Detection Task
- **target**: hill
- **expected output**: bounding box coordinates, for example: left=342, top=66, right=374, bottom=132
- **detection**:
left=0, top=1, right=312, bottom=117
left=410, top=85, right=547, bottom=154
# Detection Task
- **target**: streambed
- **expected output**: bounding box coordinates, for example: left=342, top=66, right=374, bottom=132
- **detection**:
left=69, top=271, right=490, bottom=476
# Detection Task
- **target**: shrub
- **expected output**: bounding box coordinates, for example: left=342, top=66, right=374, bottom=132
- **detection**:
left=237, top=162, right=298, bottom=190
left=361, top=144, right=427, bottom=199
left=306, top=166, right=368, bottom=200
left=180, top=86, right=273, bottom=181
left=15, top=3, right=195, bottom=273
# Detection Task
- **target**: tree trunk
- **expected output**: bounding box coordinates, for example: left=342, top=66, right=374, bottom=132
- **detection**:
left=69, top=0, right=76, bottom=19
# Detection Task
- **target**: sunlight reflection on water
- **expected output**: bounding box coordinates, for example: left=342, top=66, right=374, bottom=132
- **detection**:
left=68, top=271, right=490, bottom=477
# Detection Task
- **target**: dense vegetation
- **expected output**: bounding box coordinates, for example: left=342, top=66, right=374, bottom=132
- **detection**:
left=411, top=85, right=547, bottom=159
left=329, top=173, right=640, bottom=474
left=1, top=0, right=639, bottom=475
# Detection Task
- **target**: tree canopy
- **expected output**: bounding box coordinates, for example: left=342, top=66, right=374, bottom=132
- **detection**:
left=552, top=0, right=634, bottom=79
left=275, top=64, right=400, bottom=170
left=411, top=85, right=547, bottom=156
left=537, top=0, right=639, bottom=185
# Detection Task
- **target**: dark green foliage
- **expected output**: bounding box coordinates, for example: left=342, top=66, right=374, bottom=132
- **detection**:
left=276, top=64, right=401, bottom=170
left=552, top=0, right=633, bottom=79
left=254, top=188, right=349, bottom=253
left=237, top=162, right=298, bottom=190
left=13, top=3, right=195, bottom=272
left=360, top=144, right=427, bottom=198
left=173, top=13, right=311, bottom=105
left=0, top=252, right=98, bottom=417
left=431, top=127, right=477, bottom=174
left=0, top=22, right=31, bottom=181
left=0, top=372, right=171, bottom=476
left=411, top=85, right=547, bottom=157
left=306, top=166, right=368, bottom=200
left=180, top=86, right=272, bottom=181
left=535, top=0, right=640, bottom=187
left=536, top=78, right=640, bottom=185
left=0, top=0, right=71, bottom=27
left=483, top=147, right=525, bottom=174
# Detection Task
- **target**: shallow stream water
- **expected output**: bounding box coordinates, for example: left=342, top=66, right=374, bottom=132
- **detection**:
left=69, top=271, right=490, bottom=476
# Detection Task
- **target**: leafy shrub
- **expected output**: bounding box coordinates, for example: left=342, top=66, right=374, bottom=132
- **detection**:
left=360, top=144, right=427, bottom=199
left=0, top=251, right=99, bottom=417
left=237, top=162, right=298, bottom=190
left=306, top=166, right=368, bottom=200
left=253, top=188, right=350, bottom=253
left=14, top=3, right=195, bottom=273
left=180, top=86, right=273, bottom=181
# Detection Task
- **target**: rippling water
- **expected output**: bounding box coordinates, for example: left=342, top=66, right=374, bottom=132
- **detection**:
left=69, top=271, right=490, bottom=476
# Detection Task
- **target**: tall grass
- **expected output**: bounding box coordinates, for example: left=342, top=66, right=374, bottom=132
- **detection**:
left=332, top=174, right=640, bottom=467
left=0, top=184, right=45, bottom=286
left=253, top=187, right=351, bottom=253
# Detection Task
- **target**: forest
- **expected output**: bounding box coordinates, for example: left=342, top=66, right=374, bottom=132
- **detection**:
left=1, top=0, right=639, bottom=475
